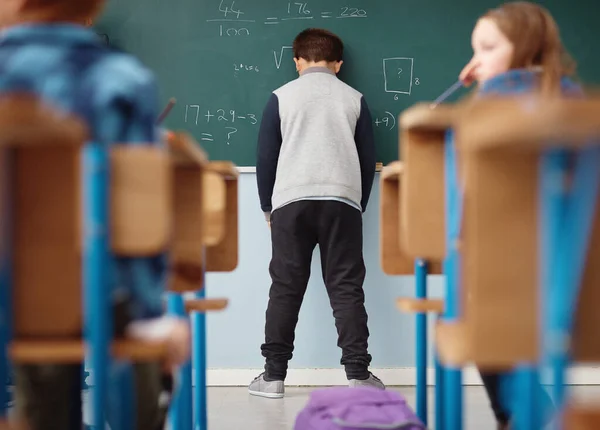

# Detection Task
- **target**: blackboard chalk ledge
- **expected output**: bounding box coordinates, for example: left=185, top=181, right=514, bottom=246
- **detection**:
left=235, top=167, right=383, bottom=174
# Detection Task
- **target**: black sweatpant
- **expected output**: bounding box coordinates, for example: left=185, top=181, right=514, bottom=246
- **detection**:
left=261, top=200, right=372, bottom=381
left=480, top=371, right=512, bottom=425
left=480, top=370, right=554, bottom=426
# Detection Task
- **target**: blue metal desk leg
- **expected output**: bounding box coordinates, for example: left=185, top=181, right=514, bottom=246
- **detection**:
left=443, top=251, right=462, bottom=430
left=84, top=144, right=111, bottom=429
left=543, top=146, right=600, bottom=428
left=443, top=367, right=462, bottom=430
left=513, top=365, right=540, bottom=430
left=444, top=131, right=463, bottom=430
left=434, top=339, right=445, bottom=430
left=0, top=151, right=12, bottom=416
left=539, top=150, right=568, bottom=430
left=168, top=293, right=193, bottom=430
left=193, top=284, right=208, bottom=430
left=415, top=260, right=428, bottom=426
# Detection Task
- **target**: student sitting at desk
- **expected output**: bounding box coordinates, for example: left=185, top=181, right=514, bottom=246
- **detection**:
left=0, top=0, right=189, bottom=429
left=251, top=28, right=382, bottom=399
left=457, top=2, right=581, bottom=428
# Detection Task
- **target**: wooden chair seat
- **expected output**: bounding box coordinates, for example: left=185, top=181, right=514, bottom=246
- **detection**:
left=564, top=404, right=600, bottom=429
left=398, top=103, right=458, bottom=260
left=167, top=131, right=208, bottom=166
left=185, top=298, right=229, bottom=314
left=0, top=94, right=89, bottom=147
left=9, top=339, right=167, bottom=364
left=456, top=97, right=600, bottom=151
left=397, top=298, right=444, bottom=314
left=0, top=421, right=22, bottom=430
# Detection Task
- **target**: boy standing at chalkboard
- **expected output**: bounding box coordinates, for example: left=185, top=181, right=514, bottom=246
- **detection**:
left=251, top=28, right=381, bottom=398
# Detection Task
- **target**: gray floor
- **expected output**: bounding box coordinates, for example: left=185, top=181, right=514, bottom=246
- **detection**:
left=15, top=385, right=600, bottom=429
left=209, top=386, right=496, bottom=429
left=207, top=385, right=600, bottom=430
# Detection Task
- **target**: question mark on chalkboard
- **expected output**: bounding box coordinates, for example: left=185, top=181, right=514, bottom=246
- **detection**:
left=397, top=68, right=403, bottom=78
left=226, top=127, right=238, bottom=145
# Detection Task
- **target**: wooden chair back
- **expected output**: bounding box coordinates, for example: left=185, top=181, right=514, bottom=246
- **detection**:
left=398, top=104, right=459, bottom=260
left=380, top=161, right=442, bottom=275
left=205, top=162, right=239, bottom=272
left=0, top=96, right=87, bottom=338
left=451, top=97, right=600, bottom=367
left=0, top=96, right=171, bottom=348
left=168, top=133, right=208, bottom=293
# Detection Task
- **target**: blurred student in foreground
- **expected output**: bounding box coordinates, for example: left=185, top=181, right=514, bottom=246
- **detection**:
left=0, top=0, right=189, bottom=429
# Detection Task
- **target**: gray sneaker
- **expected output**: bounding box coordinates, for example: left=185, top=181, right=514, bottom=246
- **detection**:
left=348, top=373, right=385, bottom=390
left=248, top=373, right=285, bottom=399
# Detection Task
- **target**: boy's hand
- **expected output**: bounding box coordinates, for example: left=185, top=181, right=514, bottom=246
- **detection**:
left=165, top=319, right=191, bottom=369
left=126, top=317, right=191, bottom=369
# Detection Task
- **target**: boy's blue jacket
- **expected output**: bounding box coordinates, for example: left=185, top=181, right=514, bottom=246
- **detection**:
left=0, top=23, right=166, bottom=321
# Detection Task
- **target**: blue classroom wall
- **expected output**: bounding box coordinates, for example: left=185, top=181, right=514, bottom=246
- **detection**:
left=204, top=173, right=445, bottom=369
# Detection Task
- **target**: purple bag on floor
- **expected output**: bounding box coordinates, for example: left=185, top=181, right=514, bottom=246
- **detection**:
left=294, top=387, right=426, bottom=430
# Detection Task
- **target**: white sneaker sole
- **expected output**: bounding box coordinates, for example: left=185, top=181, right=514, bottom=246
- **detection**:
left=248, top=389, right=284, bottom=399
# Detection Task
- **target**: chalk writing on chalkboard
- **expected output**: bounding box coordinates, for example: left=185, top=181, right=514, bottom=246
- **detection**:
left=373, top=111, right=397, bottom=131
left=183, top=105, right=250, bottom=146
left=274, top=46, right=293, bottom=69
left=184, top=105, right=258, bottom=126
left=383, top=58, right=414, bottom=96
left=219, top=26, right=251, bottom=36
left=207, top=0, right=369, bottom=33
left=192, top=130, right=237, bottom=145
left=383, top=58, right=421, bottom=100
left=234, top=63, right=260, bottom=76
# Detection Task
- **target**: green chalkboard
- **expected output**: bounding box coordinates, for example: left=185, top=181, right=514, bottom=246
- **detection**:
left=98, top=0, right=600, bottom=166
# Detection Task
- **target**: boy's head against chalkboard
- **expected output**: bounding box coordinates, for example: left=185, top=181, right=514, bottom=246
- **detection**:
left=459, top=1, right=575, bottom=95
left=293, top=28, right=344, bottom=75
left=1, top=0, right=104, bottom=26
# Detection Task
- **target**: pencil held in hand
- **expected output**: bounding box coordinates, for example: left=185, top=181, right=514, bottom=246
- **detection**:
left=430, top=80, right=464, bottom=109
left=157, top=98, right=176, bottom=125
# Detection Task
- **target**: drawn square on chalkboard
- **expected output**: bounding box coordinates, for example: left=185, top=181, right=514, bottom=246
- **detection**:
left=383, top=58, right=414, bottom=95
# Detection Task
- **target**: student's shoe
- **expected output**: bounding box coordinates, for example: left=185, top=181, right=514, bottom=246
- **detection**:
left=348, top=373, right=385, bottom=390
left=248, top=373, right=285, bottom=399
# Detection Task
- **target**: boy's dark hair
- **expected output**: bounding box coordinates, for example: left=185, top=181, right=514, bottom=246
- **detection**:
left=24, top=0, right=103, bottom=21
left=293, top=28, right=344, bottom=63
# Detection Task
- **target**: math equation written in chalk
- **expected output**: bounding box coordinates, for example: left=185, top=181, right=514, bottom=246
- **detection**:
left=205, top=1, right=369, bottom=37
left=184, top=104, right=258, bottom=145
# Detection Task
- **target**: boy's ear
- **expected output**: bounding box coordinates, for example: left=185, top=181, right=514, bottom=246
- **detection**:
left=293, top=57, right=301, bottom=72
left=334, top=61, right=344, bottom=74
